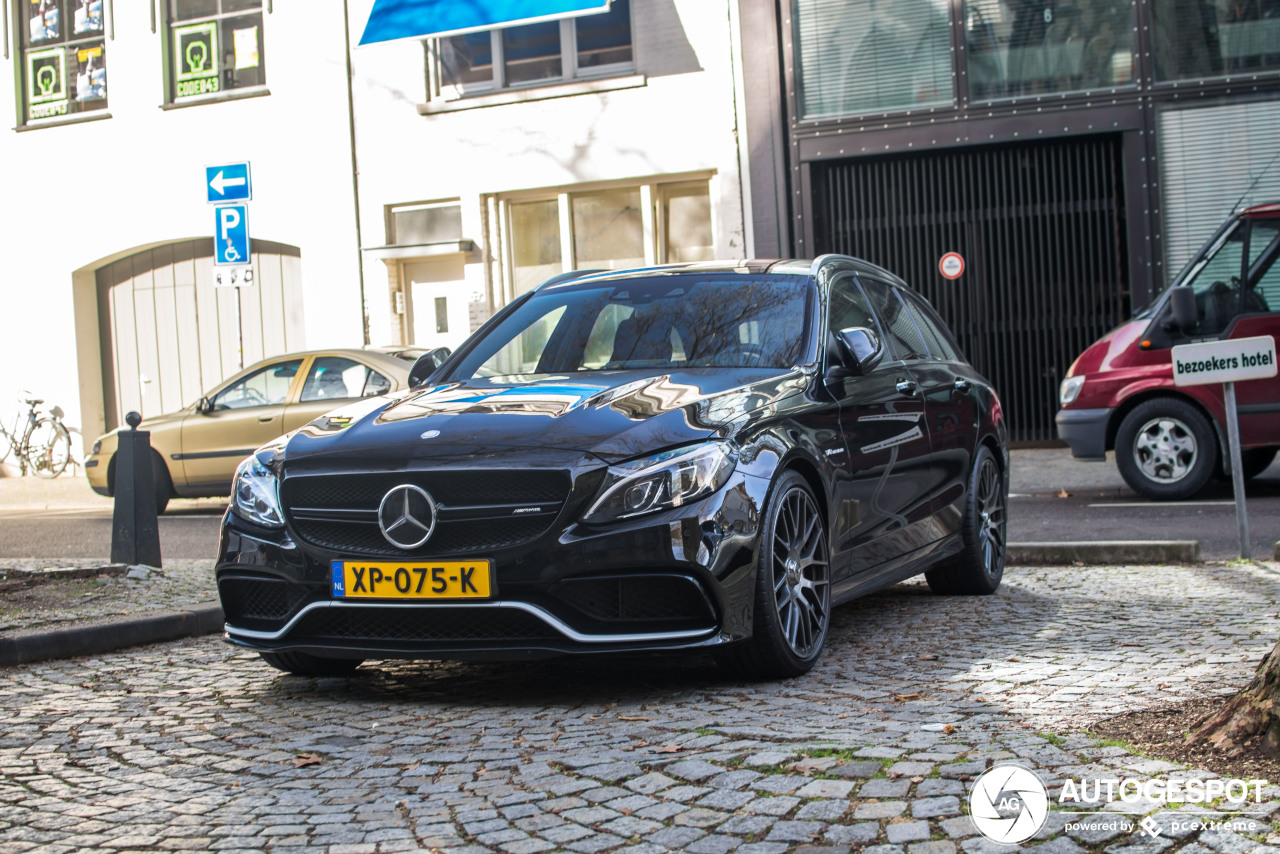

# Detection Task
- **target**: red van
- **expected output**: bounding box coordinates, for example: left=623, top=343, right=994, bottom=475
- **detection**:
left=1056, top=202, right=1280, bottom=500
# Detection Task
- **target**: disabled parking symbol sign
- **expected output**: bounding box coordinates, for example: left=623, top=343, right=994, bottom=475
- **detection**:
left=214, top=204, right=250, bottom=266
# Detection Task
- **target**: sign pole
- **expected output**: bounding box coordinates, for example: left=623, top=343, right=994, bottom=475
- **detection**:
left=1222, top=381, right=1251, bottom=560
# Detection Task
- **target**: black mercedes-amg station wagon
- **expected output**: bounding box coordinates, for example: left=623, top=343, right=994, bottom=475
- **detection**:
left=216, top=256, right=1008, bottom=679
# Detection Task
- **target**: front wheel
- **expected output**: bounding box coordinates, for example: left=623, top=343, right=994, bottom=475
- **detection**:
left=725, top=471, right=831, bottom=680
left=25, top=419, right=71, bottom=478
left=926, top=445, right=1006, bottom=595
left=1115, top=398, right=1216, bottom=500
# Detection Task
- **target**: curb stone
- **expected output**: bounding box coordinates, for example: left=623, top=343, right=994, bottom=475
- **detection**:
left=0, top=601, right=223, bottom=667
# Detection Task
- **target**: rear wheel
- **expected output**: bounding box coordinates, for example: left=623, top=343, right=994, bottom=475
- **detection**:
left=152, top=453, right=173, bottom=515
left=926, top=445, right=1006, bottom=595
left=1222, top=447, right=1278, bottom=482
left=25, top=419, right=71, bottom=478
left=726, top=471, right=831, bottom=679
left=1115, top=398, right=1216, bottom=500
left=259, top=650, right=363, bottom=676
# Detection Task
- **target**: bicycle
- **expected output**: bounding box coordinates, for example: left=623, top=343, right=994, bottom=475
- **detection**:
left=0, top=396, right=73, bottom=478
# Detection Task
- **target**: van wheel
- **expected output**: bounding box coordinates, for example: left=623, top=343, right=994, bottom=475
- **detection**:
left=259, top=650, right=363, bottom=676
left=1116, top=398, right=1216, bottom=500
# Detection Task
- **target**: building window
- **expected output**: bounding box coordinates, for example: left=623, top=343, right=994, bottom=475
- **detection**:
left=964, top=0, right=1135, bottom=100
left=434, top=0, right=632, bottom=98
left=389, top=201, right=463, bottom=245
left=793, top=0, right=953, bottom=120
left=168, top=0, right=266, bottom=102
left=1151, top=0, right=1280, bottom=82
left=19, top=0, right=107, bottom=123
left=502, top=178, right=714, bottom=297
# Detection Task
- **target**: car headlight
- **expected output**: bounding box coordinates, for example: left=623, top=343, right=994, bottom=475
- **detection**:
left=584, top=442, right=737, bottom=524
left=232, top=454, right=285, bottom=528
left=1059, top=375, right=1085, bottom=406
left=91, top=439, right=102, bottom=455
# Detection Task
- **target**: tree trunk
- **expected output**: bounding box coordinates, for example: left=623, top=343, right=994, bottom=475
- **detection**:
left=1189, top=640, right=1280, bottom=755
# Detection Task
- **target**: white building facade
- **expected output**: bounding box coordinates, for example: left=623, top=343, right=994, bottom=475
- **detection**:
left=0, top=0, right=750, bottom=458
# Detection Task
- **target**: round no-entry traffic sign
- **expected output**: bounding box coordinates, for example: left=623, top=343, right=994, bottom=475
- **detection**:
left=939, top=252, right=965, bottom=279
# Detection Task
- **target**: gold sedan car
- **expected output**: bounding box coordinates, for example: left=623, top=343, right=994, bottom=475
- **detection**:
left=86, top=348, right=424, bottom=513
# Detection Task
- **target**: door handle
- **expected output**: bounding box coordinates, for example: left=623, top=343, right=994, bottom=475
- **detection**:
left=954, top=378, right=971, bottom=391
left=258, top=415, right=276, bottom=423
left=896, top=380, right=919, bottom=396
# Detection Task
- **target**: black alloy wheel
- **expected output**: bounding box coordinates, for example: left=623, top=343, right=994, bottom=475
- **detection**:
left=926, top=445, right=1006, bottom=595
left=729, top=471, right=831, bottom=679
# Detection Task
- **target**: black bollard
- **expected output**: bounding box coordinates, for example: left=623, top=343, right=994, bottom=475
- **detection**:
left=110, top=411, right=162, bottom=567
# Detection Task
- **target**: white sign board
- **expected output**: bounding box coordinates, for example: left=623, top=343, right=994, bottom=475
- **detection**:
left=1172, top=335, right=1277, bottom=387
left=213, top=266, right=254, bottom=288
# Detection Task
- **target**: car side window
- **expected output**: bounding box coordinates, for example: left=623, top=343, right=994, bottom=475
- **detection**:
left=212, top=359, right=302, bottom=410
left=857, top=276, right=930, bottom=360
left=1247, top=220, right=1280, bottom=313
left=827, top=274, right=884, bottom=362
left=900, top=290, right=962, bottom=361
left=300, top=357, right=388, bottom=402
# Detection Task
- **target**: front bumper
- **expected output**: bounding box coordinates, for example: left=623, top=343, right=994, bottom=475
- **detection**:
left=1055, top=407, right=1110, bottom=461
left=216, top=469, right=768, bottom=661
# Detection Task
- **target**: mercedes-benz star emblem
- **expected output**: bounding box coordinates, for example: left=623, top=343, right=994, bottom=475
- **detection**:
left=377, top=484, right=437, bottom=550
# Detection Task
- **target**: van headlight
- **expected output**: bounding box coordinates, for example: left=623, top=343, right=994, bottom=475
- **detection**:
left=584, top=442, right=737, bottom=524
left=1059, top=375, right=1085, bottom=406
left=232, top=454, right=285, bottom=528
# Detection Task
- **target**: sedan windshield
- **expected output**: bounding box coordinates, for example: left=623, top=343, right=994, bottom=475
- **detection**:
left=447, top=274, right=814, bottom=381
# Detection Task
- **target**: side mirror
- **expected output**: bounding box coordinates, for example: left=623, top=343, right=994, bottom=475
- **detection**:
left=835, top=327, right=881, bottom=374
left=197, top=396, right=213, bottom=414
left=408, top=350, right=448, bottom=388
left=1169, top=286, right=1198, bottom=333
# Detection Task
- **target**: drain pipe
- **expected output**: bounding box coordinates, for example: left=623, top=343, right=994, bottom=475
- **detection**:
left=342, top=0, right=370, bottom=345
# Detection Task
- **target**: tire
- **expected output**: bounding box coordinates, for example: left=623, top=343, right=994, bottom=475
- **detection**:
left=926, top=445, right=1006, bottom=595
left=152, top=453, right=173, bottom=515
left=725, top=471, right=831, bottom=679
left=258, top=650, right=363, bottom=676
left=25, top=418, right=71, bottom=478
left=1115, top=398, right=1217, bottom=501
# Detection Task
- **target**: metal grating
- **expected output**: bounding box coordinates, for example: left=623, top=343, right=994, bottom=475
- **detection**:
left=812, top=136, right=1130, bottom=442
left=292, top=606, right=561, bottom=643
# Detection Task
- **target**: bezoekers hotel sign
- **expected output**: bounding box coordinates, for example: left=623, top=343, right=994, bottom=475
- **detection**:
left=1172, top=335, right=1277, bottom=387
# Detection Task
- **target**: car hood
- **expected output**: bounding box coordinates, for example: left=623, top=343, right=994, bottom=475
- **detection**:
left=285, top=368, right=807, bottom=467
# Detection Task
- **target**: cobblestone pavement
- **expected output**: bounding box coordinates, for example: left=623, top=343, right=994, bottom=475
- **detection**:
left=0, top=561, right=216, bottom=633
left=5, top=562, right=1280, bottom=853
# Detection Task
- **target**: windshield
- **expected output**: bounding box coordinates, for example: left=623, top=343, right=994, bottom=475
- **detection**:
left=446, top=274, right=815, bottom=381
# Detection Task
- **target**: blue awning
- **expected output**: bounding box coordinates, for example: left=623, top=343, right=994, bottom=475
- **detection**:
left=359, top=0, right=611, bottom=46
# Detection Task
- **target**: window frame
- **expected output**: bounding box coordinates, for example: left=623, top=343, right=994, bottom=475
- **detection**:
left=17, top=0, right=109, bottom=126
left=494, top=176, right=717, bottom=302
left=164, top=0, right=267, bottom=106
left=428, top=2, right=634, bottom=101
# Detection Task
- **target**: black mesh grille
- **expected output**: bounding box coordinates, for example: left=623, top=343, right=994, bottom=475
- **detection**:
left=292, top=606, right=561, bottom=643
left=219, top=577, right=305, bottom=629
left=554, top=576, right=714, bottom=623
left=281, top=470, right=570, bottom=557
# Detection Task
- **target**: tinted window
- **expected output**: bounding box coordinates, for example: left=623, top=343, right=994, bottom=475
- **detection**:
left=1247, top=219, right=1280, bottom=313
left=451, top=275, right=814, bottom=381
left=858, top=276, right=930, bottom=360
left=900, top=290, right=962, bottom=361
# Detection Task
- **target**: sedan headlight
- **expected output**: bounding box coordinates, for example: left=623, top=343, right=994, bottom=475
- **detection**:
left=232, top=454, right=285, bottom=528
left=1059, top=375, right=1085, bottom=406
left=584, top=442, right=737, bottom=524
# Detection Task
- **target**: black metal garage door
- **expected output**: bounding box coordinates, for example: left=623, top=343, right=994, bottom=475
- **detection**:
left=811, top=136, right=1130, bottom=443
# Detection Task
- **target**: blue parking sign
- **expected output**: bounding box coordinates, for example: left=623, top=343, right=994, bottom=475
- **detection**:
left=214, top=205, right=250, bottom=266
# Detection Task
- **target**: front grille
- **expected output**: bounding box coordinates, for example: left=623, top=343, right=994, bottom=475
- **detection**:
left=281, top=470, right=571, bottom=557
left=291, top=606, right=561, bottom=644
left=553, top=575, right=715, bottom=624
left=219, top=576, right=307, bottom=630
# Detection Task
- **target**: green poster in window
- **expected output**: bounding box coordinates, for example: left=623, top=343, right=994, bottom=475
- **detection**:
left=174, top=21, right=219, bottom=97
left=27, top=46, right=67, bottom=119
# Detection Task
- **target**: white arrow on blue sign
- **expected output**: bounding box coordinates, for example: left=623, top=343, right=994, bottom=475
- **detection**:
left=215, top=204, right=250, bottom=266
left=206, top=162, right=252, bottom=203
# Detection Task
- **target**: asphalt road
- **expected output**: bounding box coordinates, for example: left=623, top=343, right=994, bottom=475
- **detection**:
left=0, top=474, right=1277, bottom=562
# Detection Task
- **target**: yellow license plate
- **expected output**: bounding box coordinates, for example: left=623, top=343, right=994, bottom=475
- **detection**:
left=331, top=560, right=491, bottom=599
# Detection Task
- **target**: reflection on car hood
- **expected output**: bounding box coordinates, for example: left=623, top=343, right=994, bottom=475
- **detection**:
left=287, top=369, right=806, bottom=465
